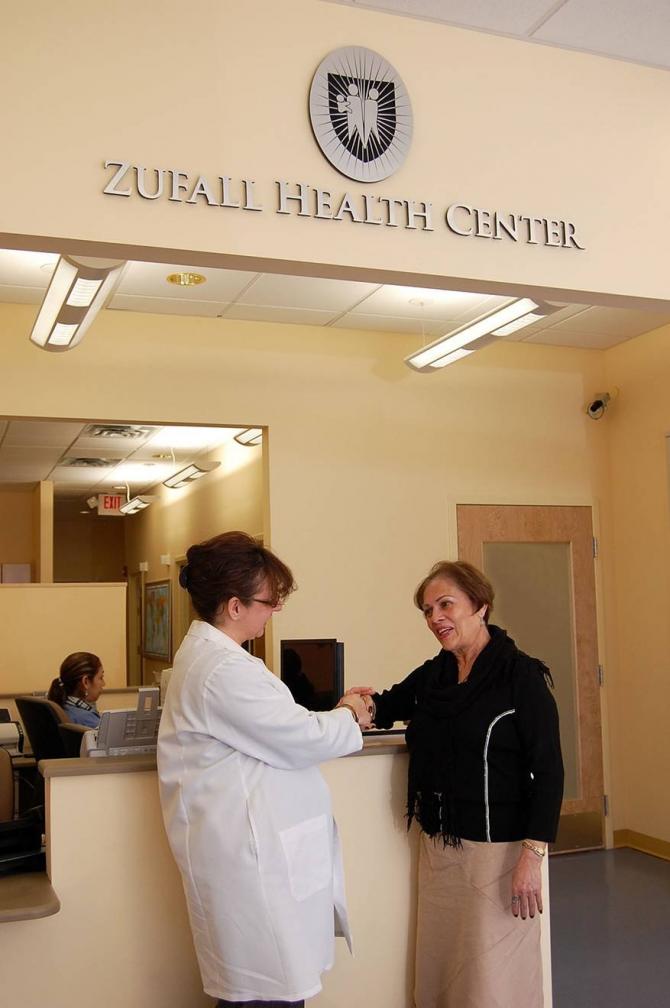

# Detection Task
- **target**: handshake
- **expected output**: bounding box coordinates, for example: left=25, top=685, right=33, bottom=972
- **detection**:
left=336, top=687, right=376, bottom=730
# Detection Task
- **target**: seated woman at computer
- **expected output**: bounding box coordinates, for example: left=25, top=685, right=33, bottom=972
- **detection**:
left=47, top=652, right=106, bottom=727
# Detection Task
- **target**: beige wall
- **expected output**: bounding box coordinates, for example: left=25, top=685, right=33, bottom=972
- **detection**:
left=0, top=487, right=34, bottom=566
left=123, top=438, right=263, bottom=582
left=123, top=436, right=264, bottom=679
left=2, top=0, right=670, bottom=303
left=54, top=510, right=127, bottom=582
left=0, top=582, right=126, bottom=692
left=601, top=323, right=670, bottom=841
left=32, top=480, right=54, bottom=583
left=0, top=303, right=609, bottom=694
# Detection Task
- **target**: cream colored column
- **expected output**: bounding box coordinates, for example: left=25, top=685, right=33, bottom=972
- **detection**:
left=32, top=480, right=53, bottom=583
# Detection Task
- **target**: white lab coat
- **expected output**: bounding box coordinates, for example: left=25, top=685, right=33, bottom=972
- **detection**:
left=157, top=620, right=362, bottom=1003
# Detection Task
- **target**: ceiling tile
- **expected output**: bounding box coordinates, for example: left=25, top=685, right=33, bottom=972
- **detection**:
left=109, top=294, right=229, bottom=317
left=0, top=445, right=63, bottom=465
left=237, top=274, right=379, bottom=311
left=330, top=313, right=447, bottom=336
left=348, top=285, right=506, bottom=322
left=355, top=1, right=556, bottom=35
left=222, top=304, right=339, bottom=325
left=118, top=261, right=257, bottom=301
left=332, top=0, right=670, bottom=70
left=58, top=448, right=129, bottom=461
left=0, top=249, right=57, bottom=288
left=534, top=0, right=670, bottom=69
left=0, top=463, right=56, bottom=481
left=4, top=421, right=85, bottom=446
left=541, top=306, right=670, bottom=339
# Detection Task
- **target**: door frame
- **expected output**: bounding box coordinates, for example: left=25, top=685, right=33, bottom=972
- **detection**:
left=446, top=494, right=614, bottom=849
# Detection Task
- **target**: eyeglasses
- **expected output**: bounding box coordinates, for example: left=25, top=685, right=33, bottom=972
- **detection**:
left=249, top=597, right=282, bottom=609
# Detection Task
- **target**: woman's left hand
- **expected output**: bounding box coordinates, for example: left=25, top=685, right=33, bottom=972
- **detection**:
left=510, top=846, right=543, bottom=919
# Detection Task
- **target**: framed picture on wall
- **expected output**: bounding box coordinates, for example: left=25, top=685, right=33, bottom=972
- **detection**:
left=144, top=579, right=171, bottom=661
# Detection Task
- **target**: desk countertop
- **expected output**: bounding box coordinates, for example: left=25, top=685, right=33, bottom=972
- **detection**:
left=0, top=871, right=60, bottom=923
left=39, top=733, right=407, bottom=779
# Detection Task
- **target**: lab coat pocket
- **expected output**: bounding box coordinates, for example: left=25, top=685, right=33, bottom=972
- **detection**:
left=280, top=814, right=331, bottom=902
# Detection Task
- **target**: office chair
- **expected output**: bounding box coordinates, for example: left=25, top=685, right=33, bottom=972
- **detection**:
left=15, top=697, right=69, bottom=763
left=58, top=723, right=89, bottom=758
left=0, top=746, right=45, bottom=872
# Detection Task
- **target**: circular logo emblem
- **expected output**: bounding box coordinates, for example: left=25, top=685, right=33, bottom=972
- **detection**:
left=309, top=46, right=413, bottom=183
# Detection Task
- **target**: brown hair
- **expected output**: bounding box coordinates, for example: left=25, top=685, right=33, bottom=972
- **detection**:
left=179, top=531, right=296, bottom=624
left=414, top=561, right=494, bottom=622
left=47, top=652, right=102, bottom=708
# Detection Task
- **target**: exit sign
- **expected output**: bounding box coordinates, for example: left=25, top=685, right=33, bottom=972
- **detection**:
left=98, top=494, right=124, bottom=515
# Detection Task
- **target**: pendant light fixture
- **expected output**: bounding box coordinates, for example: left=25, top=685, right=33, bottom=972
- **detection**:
left=30, top=255, right=125, bottom=352
left=163, top=460, right=221, bottom=489
left=234, top=428, right=263, bottom=446
left=405, top=298, right=558, bottom=372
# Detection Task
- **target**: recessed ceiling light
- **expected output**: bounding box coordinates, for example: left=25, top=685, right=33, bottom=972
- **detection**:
left=166, top=272, right=206, bottom=287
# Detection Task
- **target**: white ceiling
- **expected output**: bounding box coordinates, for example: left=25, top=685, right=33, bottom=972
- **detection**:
left=331, top=0, right=670, bottom=71
left=0, top=420, right=248, bottom=502
left=2, top=250, right=670, bottom=352
left=2, top=250, right=669, bottom=503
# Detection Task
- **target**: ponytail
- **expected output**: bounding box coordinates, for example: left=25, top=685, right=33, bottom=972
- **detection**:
left=47, top=676, right=67, bottom=707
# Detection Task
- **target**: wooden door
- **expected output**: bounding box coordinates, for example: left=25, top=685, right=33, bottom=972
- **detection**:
left=457, top=504, right=604, bottom=852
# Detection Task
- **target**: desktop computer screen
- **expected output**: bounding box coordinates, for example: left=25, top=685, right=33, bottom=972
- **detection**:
left=280, top=638, right=344, bottom=711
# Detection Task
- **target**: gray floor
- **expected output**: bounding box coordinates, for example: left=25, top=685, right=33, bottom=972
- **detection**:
left=550, top=848, right=670, bottom=1008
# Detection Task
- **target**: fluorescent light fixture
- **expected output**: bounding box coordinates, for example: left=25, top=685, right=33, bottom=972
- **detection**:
left=119, top=495, right=155, bottom=516
left=491, top=312, right=546, bottom=337
left=147, top=426, right=230, bottom=451
left=234, top=428, right=263, bottom=446
left=66, top=277, right=104, bottom=307
left=163, top=461, right=221, bottom=489
left=405, top=298, right=552, bottom=373
left=30, top=255, right=125, bottom=352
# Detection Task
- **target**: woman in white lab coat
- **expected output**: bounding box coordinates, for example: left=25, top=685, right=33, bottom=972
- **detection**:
left=157, top=531, right=370, bottom=1008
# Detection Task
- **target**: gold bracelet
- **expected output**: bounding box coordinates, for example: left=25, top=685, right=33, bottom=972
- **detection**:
left=522, top=839, right=546, bottom=858
left=337, top=702, right=359, bottom=724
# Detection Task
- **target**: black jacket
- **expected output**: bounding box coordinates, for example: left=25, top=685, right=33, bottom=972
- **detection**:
left=373, top=626, right=564, bottom=843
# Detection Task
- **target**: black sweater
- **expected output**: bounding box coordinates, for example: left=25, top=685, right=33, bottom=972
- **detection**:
left=373, top=626, right=564, bottom=843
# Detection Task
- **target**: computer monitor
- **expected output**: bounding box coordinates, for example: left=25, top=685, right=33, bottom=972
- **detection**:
left=280, top=639, right=344, bottom=711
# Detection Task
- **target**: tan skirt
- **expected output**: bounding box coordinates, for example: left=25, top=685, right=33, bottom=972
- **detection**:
left=415, top=835, right=543, bottom=1008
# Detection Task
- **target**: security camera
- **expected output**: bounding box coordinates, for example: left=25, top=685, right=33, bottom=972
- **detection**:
left=585, top=391, right=615, bottom=420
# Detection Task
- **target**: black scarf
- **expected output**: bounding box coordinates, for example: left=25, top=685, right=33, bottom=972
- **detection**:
left=405, top=625, right=519, bottom=847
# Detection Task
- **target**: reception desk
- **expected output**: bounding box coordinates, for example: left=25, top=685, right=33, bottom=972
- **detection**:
left=0, top=739, right=552, bottom=1007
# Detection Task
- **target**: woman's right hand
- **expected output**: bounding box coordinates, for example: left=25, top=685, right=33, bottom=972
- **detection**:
left=336, top=693, right=372, bottom=729
left=346, top=687, right=376, bottom=724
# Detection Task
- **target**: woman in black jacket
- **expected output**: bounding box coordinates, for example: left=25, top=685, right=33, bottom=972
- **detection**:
left=348, top=560, right=563, bottom=1008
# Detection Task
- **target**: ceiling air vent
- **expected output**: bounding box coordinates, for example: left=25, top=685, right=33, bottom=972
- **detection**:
left=62, top=457, right=117, bottom=467
left=84, top=424, right=155, bottom=440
